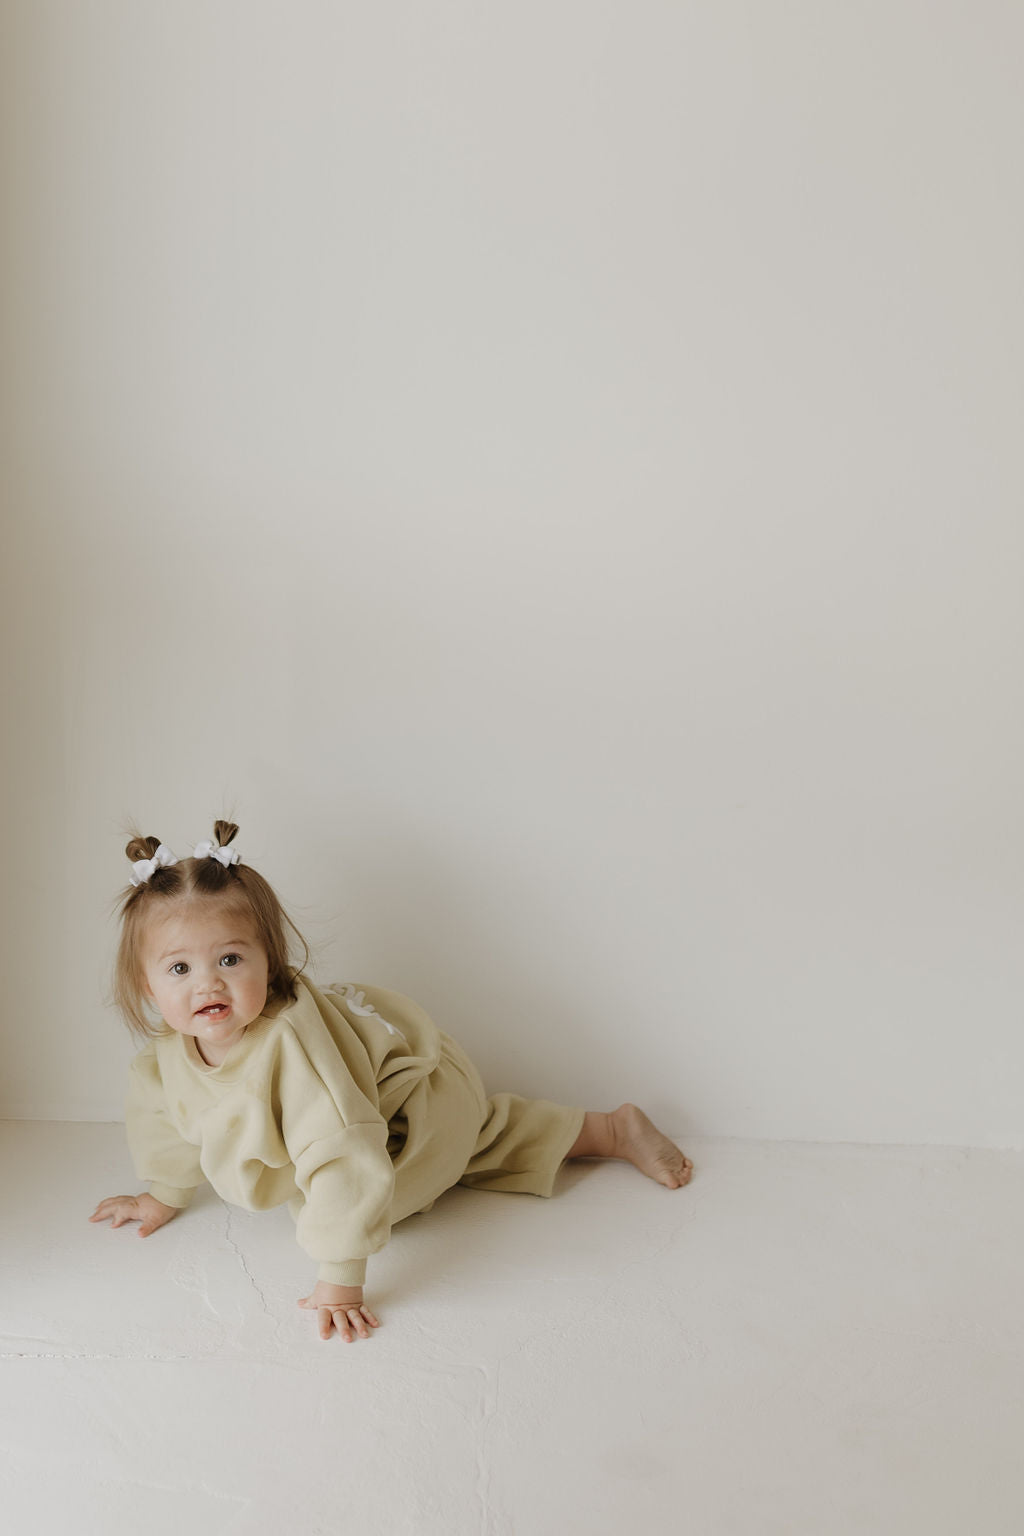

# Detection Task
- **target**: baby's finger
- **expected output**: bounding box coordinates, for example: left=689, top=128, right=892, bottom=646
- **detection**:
left=332, top=1306, right=368, bottom=1341
left=347, top=1309, right=371, bottom=1340
left=360, top=1307, right=382, bottom=1329
left=321, top=1306, right=347, bottom=1341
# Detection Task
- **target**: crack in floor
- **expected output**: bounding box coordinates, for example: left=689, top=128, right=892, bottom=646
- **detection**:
left=0, top=1348, right=217, bottom=1362
left=474, top=1357, right=505, bottom=1536
left=221, top=1206, right=274, bottom=1317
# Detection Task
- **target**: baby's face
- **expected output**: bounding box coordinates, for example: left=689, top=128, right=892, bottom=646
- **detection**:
left=142, top=900, right=270, bottom=1057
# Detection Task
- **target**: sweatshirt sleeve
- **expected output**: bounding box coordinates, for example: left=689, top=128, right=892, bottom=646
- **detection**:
left=125, top=1044, right=205, bottom=1209
left=277, top=1024, right=395, bottom=1287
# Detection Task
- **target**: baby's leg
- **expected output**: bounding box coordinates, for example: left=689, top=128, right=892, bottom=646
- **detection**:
left=566, top=1105, right=693, bottom=1189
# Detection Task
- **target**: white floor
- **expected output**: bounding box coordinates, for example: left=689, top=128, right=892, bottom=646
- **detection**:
left=2, top=1121, right=1022, bottom=1536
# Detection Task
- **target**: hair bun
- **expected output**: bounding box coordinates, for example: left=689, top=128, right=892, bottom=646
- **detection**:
left=125, top=833, right=162, bottom=864
left=213, top=820, right=240, bottom=848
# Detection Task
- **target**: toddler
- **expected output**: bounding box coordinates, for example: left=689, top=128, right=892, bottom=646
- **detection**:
left=91, top=822, right=693, bottom=1342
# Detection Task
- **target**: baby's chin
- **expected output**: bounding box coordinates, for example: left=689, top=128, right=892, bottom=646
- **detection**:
left=197, top=1015, right=253, bottom=1039
left=167, top=1017, right=247, bottom=1042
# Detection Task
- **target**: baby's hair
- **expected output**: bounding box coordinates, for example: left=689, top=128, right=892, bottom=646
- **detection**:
left=114, top=820, right=310, bottom=1039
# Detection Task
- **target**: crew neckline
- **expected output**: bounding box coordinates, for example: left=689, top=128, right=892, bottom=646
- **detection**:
left=193, top=1035, right=240, bottom=1070
left=184, top=1017, right=265, bottom=1074
left=177, top=989, right=297, bottom=1074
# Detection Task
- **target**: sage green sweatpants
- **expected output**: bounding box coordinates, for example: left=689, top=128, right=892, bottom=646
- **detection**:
left=386, top=1031, right=586, bottom=1225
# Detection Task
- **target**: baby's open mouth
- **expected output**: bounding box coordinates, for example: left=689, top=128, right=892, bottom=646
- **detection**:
left=196, top=1004, right=229, bottom=1018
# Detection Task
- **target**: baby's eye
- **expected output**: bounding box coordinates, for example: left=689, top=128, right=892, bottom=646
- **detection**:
left=220, top=953, right=241, bottom=968
left=170, top=962, right=190, bottom=977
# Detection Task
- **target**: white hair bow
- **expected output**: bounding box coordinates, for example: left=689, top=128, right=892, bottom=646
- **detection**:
left=193, top=840, right=240, bottom=868
left=130, top=844, right=179, bottom=886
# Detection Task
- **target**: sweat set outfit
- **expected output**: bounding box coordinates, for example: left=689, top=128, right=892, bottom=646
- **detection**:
left=126, top=977, right=585, bottom=1285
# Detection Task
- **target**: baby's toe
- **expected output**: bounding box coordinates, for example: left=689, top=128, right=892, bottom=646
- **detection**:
left=658, top=1153, right=693, bottom=1189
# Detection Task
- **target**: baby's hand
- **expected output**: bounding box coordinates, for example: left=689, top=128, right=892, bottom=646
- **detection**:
left=89, top=1193, right=180, bottom=1238
left=297, top=1280, right=381, bottom=1342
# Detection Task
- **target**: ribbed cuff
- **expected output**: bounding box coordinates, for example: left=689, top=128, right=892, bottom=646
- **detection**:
left=148, top=1183, right=197, bottom=1209
left=317, top=1258, right=368, bottom=1286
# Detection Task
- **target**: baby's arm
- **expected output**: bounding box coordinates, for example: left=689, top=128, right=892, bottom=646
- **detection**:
left=276, top=1024, right=396, bottom=1340
left=297, top=1279, right=381, bottom=1342
left=89, top=1192, right=181, bottom=1237
left=104, top=1044, right=204, bottom=1228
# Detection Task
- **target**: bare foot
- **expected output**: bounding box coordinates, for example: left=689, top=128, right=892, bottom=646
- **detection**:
left=568, top=1104, right=694, bottom=1188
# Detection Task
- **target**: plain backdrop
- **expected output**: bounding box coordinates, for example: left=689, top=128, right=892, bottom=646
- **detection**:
left=2, top=2, right=1021, bottom=1145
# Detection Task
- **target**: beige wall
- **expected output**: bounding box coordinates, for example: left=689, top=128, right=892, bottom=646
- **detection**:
left=3, top=3, right=1022, bottom=1144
